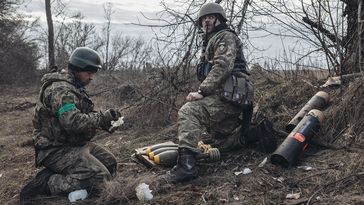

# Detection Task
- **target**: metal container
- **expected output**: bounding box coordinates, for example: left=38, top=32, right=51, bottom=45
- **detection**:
left=271, top=109, right=324, bottom=168
left=286, top=91, right=329, bottom=132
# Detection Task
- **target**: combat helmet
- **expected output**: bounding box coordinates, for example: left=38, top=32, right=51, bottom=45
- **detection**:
left=198, top=2, right=227, bottom=27
left=68, top=47, right=102, bottom=72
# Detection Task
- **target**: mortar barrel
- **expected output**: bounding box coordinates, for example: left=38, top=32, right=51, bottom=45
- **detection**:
left=271, top=109, right=324, bottom=168
left=286, top=91, right=329, bottom=132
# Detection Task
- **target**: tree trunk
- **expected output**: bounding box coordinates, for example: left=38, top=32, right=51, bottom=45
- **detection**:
left=359, top=0, right=364, bottom=72
left=45, top=0, right=55, bottom=69
left=103, top=2, right=112, bottom=70
left=342, top=0, right=359, bottom=74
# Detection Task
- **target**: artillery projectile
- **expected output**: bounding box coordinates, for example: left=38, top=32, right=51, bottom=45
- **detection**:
left=286, top=91, right=329, bottom=132
left=144, top=142, right=178, bottom=155
left=153, top=150, right=179, bottom=166
left=148, top=147, right=178, bottom=160
left=271, top=109, right=324, bottom=168
left=133, top=141, right=221, bottom=168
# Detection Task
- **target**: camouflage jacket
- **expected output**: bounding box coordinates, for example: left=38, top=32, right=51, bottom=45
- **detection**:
left=32, top=71, right=103, bottom=152
left=199, top=24, right=247, bottom=96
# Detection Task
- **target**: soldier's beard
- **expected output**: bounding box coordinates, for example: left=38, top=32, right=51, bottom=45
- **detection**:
left=80, top=79, right=91, bottom=86
left=74, top=72, right=92, bottom=87
left=203, top=24, right=213, bottom=33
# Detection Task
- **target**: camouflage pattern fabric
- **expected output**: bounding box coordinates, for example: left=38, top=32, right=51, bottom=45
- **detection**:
left=41, top=142, right=116, bottom=195
left=199, top=28, right=244, bottom=96
left=178, top=95, right=242, bottom=153
left=32, top=70, right=116, bottom=195
left=178, top=27, right=248, bottom=153
left=33, top=71, right=105, bottom=165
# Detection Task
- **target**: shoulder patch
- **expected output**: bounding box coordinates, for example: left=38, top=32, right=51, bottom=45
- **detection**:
left=217, top=42, right=227, bottom=54
left=56, top=103, right=76, bottom=118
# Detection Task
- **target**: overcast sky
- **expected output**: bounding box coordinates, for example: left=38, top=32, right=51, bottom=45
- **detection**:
left=20, top=0, right=177, bottom=38
left=20, top=0, right=277, bottom=53
left=21, top=0, right=174, bottom=22
left=19, top=0, right=325, bottom=67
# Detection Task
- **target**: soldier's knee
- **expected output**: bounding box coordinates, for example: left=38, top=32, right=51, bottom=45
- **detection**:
left=178, top=102, right=194, bottom=117
left=48, top=174, right=73, bottom=195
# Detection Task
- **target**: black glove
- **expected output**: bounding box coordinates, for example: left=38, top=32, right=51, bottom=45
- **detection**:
left=100, top=109, right=122, bottom=131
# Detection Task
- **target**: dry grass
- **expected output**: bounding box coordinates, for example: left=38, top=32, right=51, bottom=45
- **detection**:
left=0, top=69, right=363, bottom=204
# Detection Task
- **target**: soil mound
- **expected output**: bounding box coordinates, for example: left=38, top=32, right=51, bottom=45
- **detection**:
left=0, top=71, right=362, bottom=205
left=96, top=70, right=363, bottom=204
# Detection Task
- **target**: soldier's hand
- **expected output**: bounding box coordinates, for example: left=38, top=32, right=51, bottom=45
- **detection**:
left=100, top=109, right=122, bottom=131
left=186, top=92, right=204, bottom=101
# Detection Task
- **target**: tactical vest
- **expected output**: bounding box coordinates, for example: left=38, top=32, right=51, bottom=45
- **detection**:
left=33, top=74, right=95, bottom=152
left=197, top=28, right=253, bottom=108
left=197, top=28, right=248, bottom=82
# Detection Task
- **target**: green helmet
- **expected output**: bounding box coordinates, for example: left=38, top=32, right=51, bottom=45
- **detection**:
left=198, top=2, right=227, bottom=27
left=68, top=47, right=102, bottom=72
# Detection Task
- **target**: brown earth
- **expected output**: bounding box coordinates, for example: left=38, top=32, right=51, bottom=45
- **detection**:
left=0, top=69, right=363, bottom=205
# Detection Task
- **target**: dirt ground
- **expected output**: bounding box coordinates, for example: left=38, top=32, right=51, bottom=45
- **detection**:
left=0, top=69, right=363, bottom=205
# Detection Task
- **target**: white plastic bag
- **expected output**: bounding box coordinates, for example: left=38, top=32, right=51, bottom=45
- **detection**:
left=135, top=183, right=153, bottom=201
left=68, top=189, right=88, bottom=202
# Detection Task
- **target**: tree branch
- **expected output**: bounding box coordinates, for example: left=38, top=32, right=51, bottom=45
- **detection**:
left=302, top=16, right=343, bottom=45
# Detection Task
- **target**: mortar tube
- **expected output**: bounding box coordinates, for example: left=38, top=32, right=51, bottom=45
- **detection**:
left=286, top=91, right=329, bottom=132
left=271, top=109, right=324, bottom=168
left=144, top=143, right=178, bottom=155
left=148, top=147, right=178, bottom=160
left=153, top=150, right=179, bottom=166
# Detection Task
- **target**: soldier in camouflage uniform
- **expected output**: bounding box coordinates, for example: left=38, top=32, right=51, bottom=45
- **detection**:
left=163, top=3, right=253, bottom=183
left=20, top=47, right=121, bottom=203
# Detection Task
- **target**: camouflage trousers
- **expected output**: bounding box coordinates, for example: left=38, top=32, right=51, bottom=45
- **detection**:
left=39, top=142, right=117, bottom=195
left=178, top=95, right=243, bottom=153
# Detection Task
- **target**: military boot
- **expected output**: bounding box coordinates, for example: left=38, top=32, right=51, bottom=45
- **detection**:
left=243, top=119, right=277, bottom=153
left=162, top=148, right=198, bottom=183
left=20, top=168, right=54, bottom=205
left=257, top=119, right=277, bottom=153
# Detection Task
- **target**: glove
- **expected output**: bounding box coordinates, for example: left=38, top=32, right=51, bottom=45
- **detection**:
left=100, top=109, right=122, bottom=131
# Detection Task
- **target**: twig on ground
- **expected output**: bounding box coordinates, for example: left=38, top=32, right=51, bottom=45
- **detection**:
left=306, top=172, right=364, bottom=204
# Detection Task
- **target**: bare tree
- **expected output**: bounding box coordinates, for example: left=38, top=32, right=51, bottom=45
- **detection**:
left=0, top=0, right=39, bottom=84
left=35, top=0, right=153, bottom=71
left=359, top=0, right=364, bottom=72
left=145, top=0, right=362, bottom=75
left=103, top=2, right=114, bottom=70
left=45, top=0, right=55, bottom=69
left=105, top=35, right=152, bottom=70
left=133, top=0, right=252, bottom=90
left=54, top=12, right=97, bottom=69
left=253, top=0, right=360, bottom=74
left=107, top=34, right=130, bottom=70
